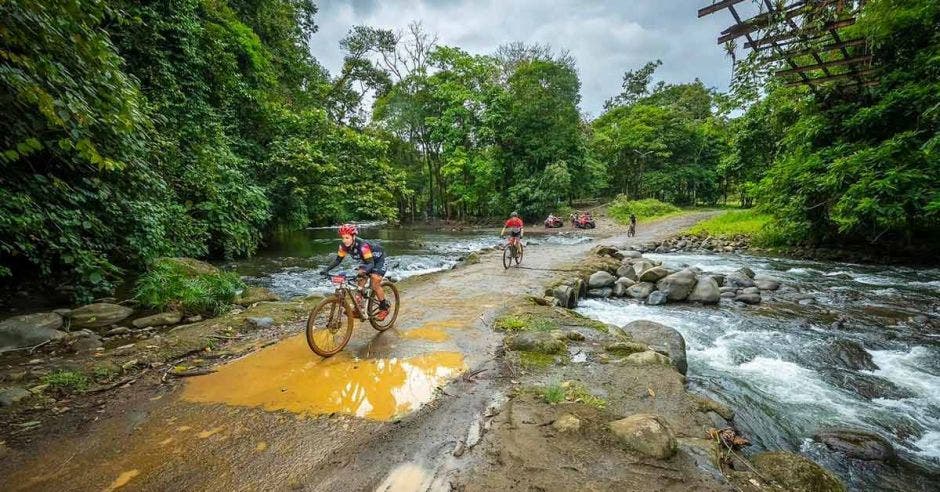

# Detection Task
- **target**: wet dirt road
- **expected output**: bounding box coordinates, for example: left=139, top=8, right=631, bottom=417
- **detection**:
left=0, top=213, right=713, bottom=492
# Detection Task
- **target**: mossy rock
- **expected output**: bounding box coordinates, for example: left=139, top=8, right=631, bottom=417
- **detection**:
left=752, top=452, right=845, bottom=492
left=235, top=287, right=280, bottom=306
left=506, top=332, right=567, bottom=354
left=604, top=341, right=648, bottom=355
left=156, top=257, right=220, bottom=277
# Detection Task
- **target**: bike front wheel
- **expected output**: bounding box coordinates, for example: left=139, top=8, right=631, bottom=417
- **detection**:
left=368, top=281, right=400, bottom=331
left=502, top=244, right=513, bottom=269
left=306, top=297, right=354, bottom=357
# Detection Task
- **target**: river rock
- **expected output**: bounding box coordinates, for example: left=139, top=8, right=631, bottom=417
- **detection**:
left=646, top=291, right=668, bottom=305
left=751, top=451, right=845, bottom=492
left=655, top=269, right=697, bottom=301
left=820, top=368, right=914, bottom=400
left=234, top=287, right=280, bottom=306
left=626, top=282, right=655, bottom=299
left=552, top=285, right=576, bottom=309
left=712, top=274, right=725, bottom=287
left=0, top=313, right=66, bottom=352
left=588, top=271, right=616, bottom=289
left=587, top=288, right=613, bottom=299
left=638, top=266, right=669, bottom=283
left=611, top=282, right=627, bottom=297
left=506, top=332, right=566, bottom=354
left=632, top=261, right=654, bottom=277
left=734, top=293, right=761, bottom=305
left=132, top=312, right=182, bottom=329
left=66, top=329, right=103, bottom=352
left=608, top=414, right=677, bottom=459
left=621, top=250, right=643, bottom=259
left=825, top=339, right=877, bottom=371
left=622, top=320, right=687, bottom=375
left=69, top=303, right=134, bottom=330
left=725, top=274, right=755, bottom=289
left=605, top=341, right=648, bottom=355
left=735, top=267, right=756, bottom=279
left=719, top=286, right=737, bottom=294
left=616, top=264, right=637, bottom=280
left=691, top=395, right=734, bottom=421
left=755, top=279, right=781, bottom=291
left=553, top=414, right=581, bottom=433
left=813, top=428, right=895, bottom=462
left=720, top=291, right=736, bottom=299
left=0, top=386, right=32, bottom=407
left=687, top=276, right=720, bottom=304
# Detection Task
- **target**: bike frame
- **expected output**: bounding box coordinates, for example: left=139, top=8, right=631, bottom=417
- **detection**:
left=330, top=273, right=373, bottom=321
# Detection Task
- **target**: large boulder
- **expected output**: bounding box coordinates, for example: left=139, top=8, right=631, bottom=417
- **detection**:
left=132, top=311, right=182, bottom=329
left=551, top=285, right=576, bottom=309
left=819, top=368, right=914, bottom=400
left=0, top=313, right=66, bottom=352
left=623, top=350, right=671, bottom=366
left=655, top=269, right=697, bottom=302
left=505, top=332, right=567, bottom=354
left=687, top=276, right=720, bottom=304
left=646, top=291, right=668, bottom=306
left=813, top=428, right=895, bottom=462
left=234, top=287, right=280, bottom=306
left=588, top=271, right=617, bottom=289
left=608, top=414, right=677, bottom=459
left=626, top=282, right=655, bottom=299
left=751, top=452, right=845, bottom=492
left=638, top=266, right=669, bottom=283
left=622, top=320, right=687, bottom=375
left=69, top=303, right=134, bottom=330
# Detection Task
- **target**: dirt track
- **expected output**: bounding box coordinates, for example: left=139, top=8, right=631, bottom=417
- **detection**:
left=0, top=212, right=716, bottom=491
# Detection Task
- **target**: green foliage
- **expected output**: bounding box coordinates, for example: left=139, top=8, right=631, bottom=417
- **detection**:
left=540, top=383, right=566, bottom=404
left=537, top=381, right=606, bottom=409
left=608, top=197, right=681, bottom=224
left=747, top=0, right=940, bottom=248
left=134, top=259, right=244, bottom=316
left=519, top=351, right=557, bottom=369
left=42, top=370, right=91, bottom=394
left=685, top=210, right=773, bottom=243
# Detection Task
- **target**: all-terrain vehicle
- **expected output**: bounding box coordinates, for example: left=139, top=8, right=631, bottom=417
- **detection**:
left=574, top=213, right=596, bottom=229
left=544, top=214, right=563, bottom=228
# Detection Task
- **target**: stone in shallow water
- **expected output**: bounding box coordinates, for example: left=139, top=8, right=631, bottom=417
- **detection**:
left=646, top=290, right=668, bottom=305
left=813, top=428, right=895, bottom=462
left=751, top=451, right=845, bottom=492
left=69, top=303, right=134, bottom=330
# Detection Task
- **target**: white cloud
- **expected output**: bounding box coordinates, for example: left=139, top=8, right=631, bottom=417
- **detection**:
left=309, top=0, right=735, bottom=116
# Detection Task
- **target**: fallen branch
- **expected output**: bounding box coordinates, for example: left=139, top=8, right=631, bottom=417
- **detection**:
left=2, top=339, right=54, bottom=355
left=166, top=368, right=217, bottom=378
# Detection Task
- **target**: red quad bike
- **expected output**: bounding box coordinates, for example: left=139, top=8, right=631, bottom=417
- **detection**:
left=544, top=215, right=563, bottom=228
left=574, top=214, right=596, bottom=229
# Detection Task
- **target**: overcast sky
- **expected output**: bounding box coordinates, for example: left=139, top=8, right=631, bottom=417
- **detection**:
left=308, top=0, right=740, bottom=118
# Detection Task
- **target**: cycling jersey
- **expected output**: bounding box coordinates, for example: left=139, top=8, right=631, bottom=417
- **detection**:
left=323, top=238, right=386, bottom=276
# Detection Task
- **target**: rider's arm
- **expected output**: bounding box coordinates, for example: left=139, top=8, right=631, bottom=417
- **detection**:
left=320, top=246, right=346, bottom=274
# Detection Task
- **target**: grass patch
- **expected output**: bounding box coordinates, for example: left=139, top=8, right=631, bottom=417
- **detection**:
left=42, top=370, right=91, bottom=394
left=684, top=209, right=772, bottom=242
left=135, top=258, right=244, bottom=315
left=536, top=381, right=607, bottom=409
left=519, top=351, right=566, bottom=370
left=494, top=313, right=559, bottom=332
left=608, top=196, right=682, bottom=225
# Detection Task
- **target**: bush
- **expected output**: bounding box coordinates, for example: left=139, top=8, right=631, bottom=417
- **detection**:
left=608, top=196, right=681, bottom=224
left=134, top=258, right=244, bottom=315
left=685, top=209, right=772, bottom=239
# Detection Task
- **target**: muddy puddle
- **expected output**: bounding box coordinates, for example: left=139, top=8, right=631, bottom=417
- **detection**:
left=182, top=335, right=466, bottom=420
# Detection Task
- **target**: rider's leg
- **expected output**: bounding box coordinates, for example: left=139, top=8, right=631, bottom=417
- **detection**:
left=371, top=273, right=385, bottom=301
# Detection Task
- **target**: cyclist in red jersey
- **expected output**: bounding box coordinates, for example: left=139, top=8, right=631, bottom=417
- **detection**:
left=501, top=211, right=524, bottom=247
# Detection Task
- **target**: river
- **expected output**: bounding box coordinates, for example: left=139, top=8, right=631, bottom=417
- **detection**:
left=577, top=252, right=939, bottom=490
left=228, top=223, right=592, bottom=299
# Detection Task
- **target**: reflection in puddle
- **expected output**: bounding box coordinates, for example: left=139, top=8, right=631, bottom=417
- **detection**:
left=182, top=335, right=466, bottom=420
left=376, top=463, right=434, bottom=491
left=399, top=320, right=464, bottom=342
left=103, top=470, right=140, bottom=492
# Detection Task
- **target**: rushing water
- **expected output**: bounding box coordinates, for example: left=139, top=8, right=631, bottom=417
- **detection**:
left=576, top=252, right=939, bottom=490
left=227, top=224, right=592, bottom=299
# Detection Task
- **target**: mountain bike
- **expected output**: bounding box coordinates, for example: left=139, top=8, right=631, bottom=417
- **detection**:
left=305, top=272, right=400, bottom=357
left=502, top=236, right=524, bottom=269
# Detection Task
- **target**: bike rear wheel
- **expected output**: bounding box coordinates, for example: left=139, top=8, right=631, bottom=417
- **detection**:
left=306, top=297, right=353, bottom=357
left=514, top=243, right=523, bottom=265
left=367, top=281, right=400, bottom=331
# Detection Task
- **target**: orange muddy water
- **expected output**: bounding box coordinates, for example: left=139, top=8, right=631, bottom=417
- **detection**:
left=182, top=334, right=466, bottom=420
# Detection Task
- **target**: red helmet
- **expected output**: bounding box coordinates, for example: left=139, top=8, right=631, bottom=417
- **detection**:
left=338, top=223, right=358, bottom=236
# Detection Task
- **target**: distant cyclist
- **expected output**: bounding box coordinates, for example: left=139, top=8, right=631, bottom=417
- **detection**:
left=629, top=213, right=637, bottom=236
left=501, top=211, right=524, bottom=248
left=319, top=224, right=390, bottom=320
